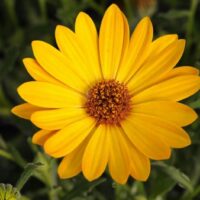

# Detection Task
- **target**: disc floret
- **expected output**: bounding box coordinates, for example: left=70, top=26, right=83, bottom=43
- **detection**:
left=85, top=80, right=131, bottom=124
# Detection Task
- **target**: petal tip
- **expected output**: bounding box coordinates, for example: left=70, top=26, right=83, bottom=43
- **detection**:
left=32, top=134, right=38, bottom=145
left=142, top=16, right=152, bottom=23
left=31, top=40, right=41, bottom=49
left=107, top=3, right=121, bottom=13
left=11, top=106, right=18, bottom=116
left=57, top=165, right=65, bottom=179
left=184, top=135, right=192, bottom=147
left=76, top=11, right=87, bottom=19
left=178, top=39, right=186, bottom=48
left=192, top=110, right=198, bottom=123
left=22, top=58, right=29, bottom=65
left=43, top=142, right=53, bottom=157
left=17, top=83, right=28, bottom=98
left=55, top=24, right=65, bottom=32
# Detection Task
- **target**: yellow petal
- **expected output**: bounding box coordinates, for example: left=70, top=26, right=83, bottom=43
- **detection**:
left=128, top=39, right=186, bottom=93
left=31, top=107, right=87, bottom=130
left=23, top=58, right=64, bottom=86
left=32, top=41, right=87, bottom=93
left=148, top=34, right=178, bottom=55
left=58, top=139, right=87, bottom=179
left=44, top=117, right=95, bottom=158
left=120, top=12, right=130, bottom=60
left=115, top=12, right=130, bottom=78
left=127, top=141, right=150, bottom=181
left=116, top=17, right=153, bottom=82
left=157, top=66, right=199, bottom=82
left=108, top=126, right=130, bottom=184
left=126, top=113, right=191, bottom=148
left=82, top=125, right=110, bottom=181
left=132, top=101, right=197, bottom=127
left=99, top=4, right=125, bottom=79
left=55, top=25, right=98, bottom=85
left=133, top=75, right=200, bottom=103
left=11, top=103, right=42, bottom=119
left=121, top=114, right=171, bottom=160
left=75, top=12, right=102, bottom=80
left=173, top=66, right=199, bottom=75
left=18, top=81, right=84, bottom=108
left=32, top=130, right=55, bottom=146
left=134, top=66, right=199, bottom=96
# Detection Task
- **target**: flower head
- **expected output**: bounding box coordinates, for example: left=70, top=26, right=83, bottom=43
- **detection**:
left=12, top=4, right=200, bottom=184
left=0, top=184, right=21, bottom=200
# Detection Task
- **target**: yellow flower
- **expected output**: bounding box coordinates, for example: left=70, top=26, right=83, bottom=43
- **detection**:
left=12, top=4, right=200, bottom=184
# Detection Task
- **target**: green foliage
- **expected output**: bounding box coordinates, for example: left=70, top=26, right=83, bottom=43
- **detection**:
left=0, top=0, right=200, bottom=199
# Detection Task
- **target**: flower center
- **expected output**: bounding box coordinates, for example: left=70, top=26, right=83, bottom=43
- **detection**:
left=85, top=80, right=131, bottom=125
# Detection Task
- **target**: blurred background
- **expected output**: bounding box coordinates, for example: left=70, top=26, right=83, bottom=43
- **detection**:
left=0, top=0, right=200, bottom=199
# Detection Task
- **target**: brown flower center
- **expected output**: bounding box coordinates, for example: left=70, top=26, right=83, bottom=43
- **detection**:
left=85, top=80, right=131, bottom=125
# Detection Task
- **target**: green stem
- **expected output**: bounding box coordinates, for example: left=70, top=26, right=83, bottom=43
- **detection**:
left=124, top=0, right=134, bottom=23
left=38, top=0, right=47, bottom=22
left=184, top=0, right=199, bottom=62
left=4, top=0, right=18, bottom=27
left=0, top=149, right=14, bottom=161
left=48, top=159, right=59, bottom=200
left=16, top=163, right=43, bottom=191
left=186, top=0, right=198, bottom=40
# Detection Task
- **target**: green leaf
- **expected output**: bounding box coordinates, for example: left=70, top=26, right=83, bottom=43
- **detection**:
left=16, top=162, right=43, bottom=191
left=149, top=172, right=176, bottom=199
left=158, top=10, right=189, bottom=20
left=154, top=162, right=193, bottom=192
left=8, top=145, right=27, bottom=168
left=63, top=177, right=106, bottom=199
left=0, top=149, right=14, bottom=161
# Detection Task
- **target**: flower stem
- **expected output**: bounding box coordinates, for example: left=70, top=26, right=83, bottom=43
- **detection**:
left=16, top=163, right=42, bottom=191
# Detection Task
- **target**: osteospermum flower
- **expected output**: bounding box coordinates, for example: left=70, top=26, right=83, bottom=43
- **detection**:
left=12, top=4, right=200, bottom=184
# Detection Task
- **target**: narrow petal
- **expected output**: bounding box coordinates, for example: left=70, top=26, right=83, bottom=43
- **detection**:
left=44, top=117, right=95, bottom=158
left=108, top=126, right=130, bottom=184
left=75, top=12, right=102, bottom=80
left=11, top=103, right=42, bottom=119
left=116, top=17, right=153, bottom=82
left=128, top=39, right=186, bottom=93
left=58, top=139, right=87, bottom=179
left=18, top=81, right=84, bottom=108
left=132, top=101, right=197, bottom=126
left=126, top=140, right=150, bottom=181
left=115, top=12, right=130, bottom=78
left=55, top=25, right=99, bottom=85
left=148, top=34, right=178, bottom=55
left=133, top=75, right=200, bottom=103
left=126, top=113, right=191, bottom=148
left=32, top=41, right=87, bottom=93
left=156, top=66, right=200, bottom=82
left=173, top=66, right=199, bottom=75
left=31, top=107, right=87, bottom=130
left=32, top=130, right=55, bottom=146
left=132, top=66, right=199, bottom=98
left=99, top=4, right=125, bottom=79
left=82, top=125, right=110, bottom=181
left=121, top=114, right=171, bottom=160
left=23, top=58, right=64, bottom=86
left=120, top=13, right=130, bottom=61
